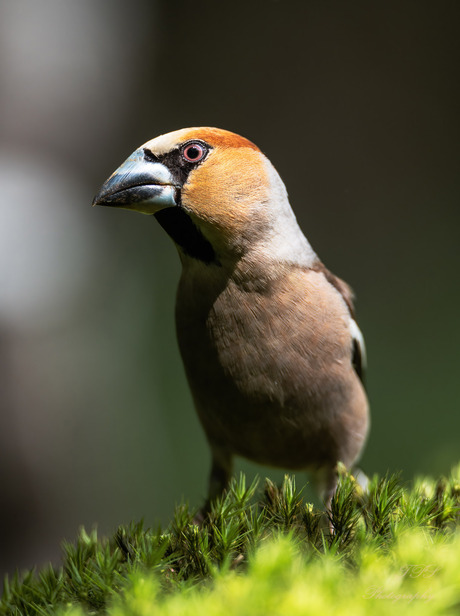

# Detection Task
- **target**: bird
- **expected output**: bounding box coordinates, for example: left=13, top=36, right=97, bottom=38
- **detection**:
left=93, top=127, right=369, bottom=512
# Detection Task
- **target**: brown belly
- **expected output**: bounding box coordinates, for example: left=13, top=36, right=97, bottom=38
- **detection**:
left=178, top=321, right=369, bottom=470
left=175, top=269, right=369, bottom=470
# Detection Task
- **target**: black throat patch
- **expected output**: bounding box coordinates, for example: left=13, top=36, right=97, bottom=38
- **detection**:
left=154, top=208, right=218, bottom=265
left=144, top=144, right=218, bottom=265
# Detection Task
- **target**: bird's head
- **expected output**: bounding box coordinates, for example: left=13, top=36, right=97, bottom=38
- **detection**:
left=93, top=127, right=315, bottom=267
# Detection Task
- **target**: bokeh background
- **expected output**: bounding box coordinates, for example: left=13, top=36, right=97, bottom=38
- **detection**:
left=1, top=0, right=459, bottom=578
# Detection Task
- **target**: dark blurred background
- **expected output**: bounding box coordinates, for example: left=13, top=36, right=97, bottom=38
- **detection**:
left=1, top=0, right=459, bottom=578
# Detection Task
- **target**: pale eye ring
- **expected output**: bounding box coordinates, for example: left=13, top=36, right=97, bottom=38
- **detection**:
left=182, top=142, right=207, bottom=163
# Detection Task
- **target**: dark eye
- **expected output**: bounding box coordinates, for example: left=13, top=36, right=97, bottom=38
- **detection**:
left=182, top=142, right=207, bottom=163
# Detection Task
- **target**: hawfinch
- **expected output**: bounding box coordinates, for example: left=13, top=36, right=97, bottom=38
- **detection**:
left=93, top=127, right=369, bottom=509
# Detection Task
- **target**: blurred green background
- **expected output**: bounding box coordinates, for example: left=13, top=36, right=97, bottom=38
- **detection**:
left=0, top=0, right=458, bottom=579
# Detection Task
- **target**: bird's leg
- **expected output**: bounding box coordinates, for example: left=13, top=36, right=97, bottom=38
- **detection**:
left=208, top=446, right=233, bottom=501
left=194, top=446, right=233, bottom=524
left=312, top=465, right=339, bottom=510
left=311, top=465, right=340, bottom=533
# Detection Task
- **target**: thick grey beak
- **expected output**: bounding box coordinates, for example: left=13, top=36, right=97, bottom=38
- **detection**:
left=92, top=148, right=178, bottom=214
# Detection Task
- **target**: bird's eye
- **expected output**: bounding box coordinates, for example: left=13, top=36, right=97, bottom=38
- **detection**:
left=182, top=142, right=207, bottom=163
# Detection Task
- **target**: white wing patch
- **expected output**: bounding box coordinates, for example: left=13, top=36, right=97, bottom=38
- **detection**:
left=349, top=317, right=367, bottom=371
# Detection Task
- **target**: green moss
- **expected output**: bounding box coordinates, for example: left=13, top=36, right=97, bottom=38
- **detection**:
left=2, top=465, right=460, bottom=616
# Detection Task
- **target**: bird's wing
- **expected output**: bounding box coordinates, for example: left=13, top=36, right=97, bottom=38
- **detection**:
left=312, top=261, right=366, bottom=384
left=349, top=318, right=366, bottom=384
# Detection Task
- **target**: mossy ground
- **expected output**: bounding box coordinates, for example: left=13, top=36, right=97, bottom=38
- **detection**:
left=2, top=464, right=460, bottom=615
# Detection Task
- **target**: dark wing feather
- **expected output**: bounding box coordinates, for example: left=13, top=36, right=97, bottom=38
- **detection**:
left=311, top=261, right=366, bottom=385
